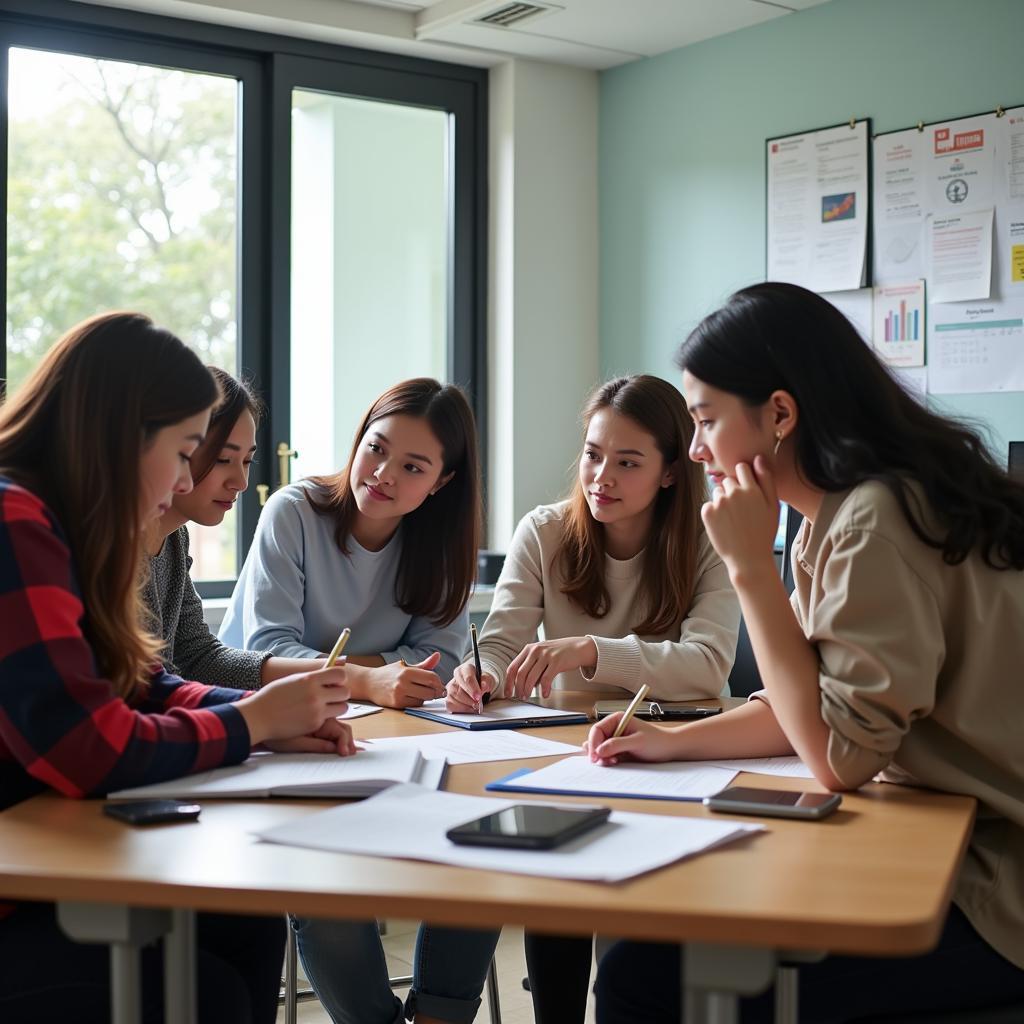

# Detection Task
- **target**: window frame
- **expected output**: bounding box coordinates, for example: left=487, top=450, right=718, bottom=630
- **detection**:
left=0, top=0, right=488, bottom=599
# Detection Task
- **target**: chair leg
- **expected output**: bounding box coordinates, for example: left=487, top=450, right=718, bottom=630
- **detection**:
left=284, top=918, right=298, bottom=1024
left=486, top=956, right=501, bottom=1024
left=774, top=965, right=798, bottom=1024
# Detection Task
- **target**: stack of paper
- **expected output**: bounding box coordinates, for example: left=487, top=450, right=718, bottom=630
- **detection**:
left=486, top=756, right=737, bottom=802
left=107, top=748, right=445, bottom=800
left=363, top=730, right=579, bottom=766
left=254, top=783, right=764, bottom=882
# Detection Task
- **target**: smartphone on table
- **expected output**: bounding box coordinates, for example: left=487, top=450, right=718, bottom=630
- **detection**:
left=447, top=804, right=611, bottom=849
left=703, top=786, right=841, bottom=820
left=103, top=800, right=202, bottom=826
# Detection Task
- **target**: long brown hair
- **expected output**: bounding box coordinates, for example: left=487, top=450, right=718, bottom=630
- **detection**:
left=307, top=378, right=481, bottom=626
left=0, top=312, right=218, bottom=699
left=560, top=375, right=706, bottom=634
left=190, top=367, right=264, bottom=484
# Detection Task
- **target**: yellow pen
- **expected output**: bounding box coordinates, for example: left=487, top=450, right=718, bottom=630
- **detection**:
left=325, top=627, right=351, bottom=668
left=612, top=683, right=651, bottom=738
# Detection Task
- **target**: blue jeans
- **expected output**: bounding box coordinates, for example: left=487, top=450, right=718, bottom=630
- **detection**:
left=292, top=916, right=500, bottom=1023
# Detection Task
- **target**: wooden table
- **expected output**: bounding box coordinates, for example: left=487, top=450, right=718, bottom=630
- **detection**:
left=0, top=692, right=975, bottom=1024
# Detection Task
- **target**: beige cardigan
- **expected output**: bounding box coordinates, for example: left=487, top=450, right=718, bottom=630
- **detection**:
left=768, top=480, right=1024, bottom=970
left=476, top=502, right=739, bottom=699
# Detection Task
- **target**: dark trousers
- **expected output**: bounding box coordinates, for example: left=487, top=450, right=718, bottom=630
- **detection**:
left=0, top=901, right=285, bottom=1024
left=525, top=931, right=594, bottom=1024
left=595, top=904, right=1024, bottom=1023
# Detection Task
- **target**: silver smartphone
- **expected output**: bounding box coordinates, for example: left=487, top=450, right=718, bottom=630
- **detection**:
left=703, top=786, right=841, bottom=820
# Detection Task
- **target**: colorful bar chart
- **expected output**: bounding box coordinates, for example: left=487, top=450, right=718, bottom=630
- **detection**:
left=883, top=300, right=920, bottom=342
left=872, top=280, right=926, bottom=368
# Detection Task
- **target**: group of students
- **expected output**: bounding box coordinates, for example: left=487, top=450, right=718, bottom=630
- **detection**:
left=1, top=283, right=1023, bottom=1023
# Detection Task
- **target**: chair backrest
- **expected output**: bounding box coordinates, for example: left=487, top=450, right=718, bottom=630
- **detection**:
left=727, top=505, right=805, bottom=698
left=1010, top=441, right=1024, bottom=482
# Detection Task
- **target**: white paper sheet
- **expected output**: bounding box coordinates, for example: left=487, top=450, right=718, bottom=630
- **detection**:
left=254, top=783, right=763, bottom=882
left=927, top=114, right=996, bottom=215
left=413, top=698, right=584, bottom=726
left=363, top=731, right=580, bottom=766
left=927, top=299, right=1024, bottom=394
left=108, top=748, right=444, bottom=800
left=872, top=280, right=926, bottom=366
left=928, top=208, right=994, bottom=303
left=873, top=128, right=927, bottom=282
left=698, top=756, right=815, bottom=779
left=767, top=122, right=869, bottom=292
left=494, top=756, right=736, bottom=801
left=821, top=288, right=873, bottom=343
left=338, top=703, right=383, bottom=721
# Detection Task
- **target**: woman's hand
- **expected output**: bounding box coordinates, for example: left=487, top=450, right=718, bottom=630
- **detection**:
left=702, top=456, right=780, bottom=579
left=235, top=665, right=350, bottom=745
left=263, top=718, right=359, bottom=756
left=446, top=662, right=498, bottom=712
left=355, top=652, right=447, bottom=709
left=505, top=636, right=598, bottom=699
left=582, top=712, right=684, bottom=766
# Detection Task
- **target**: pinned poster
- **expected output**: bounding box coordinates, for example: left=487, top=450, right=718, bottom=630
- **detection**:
left=994, top=106, right=1024, bottom=294
left=767, top=120, right=870, bottom=292
left=927, top=300, right=1024, bottom=394
left=928, top=207, right=994, bottom=303
left=873, top=128, right=927, bottom=282
left=873, top=281, right=926, bottom=366
left=821, top=288, right=873, bottom=343
left=926, top=114, right=996, bottom=214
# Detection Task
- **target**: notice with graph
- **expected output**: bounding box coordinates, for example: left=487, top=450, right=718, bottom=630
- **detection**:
left=872, top=280, right=926, bottom=366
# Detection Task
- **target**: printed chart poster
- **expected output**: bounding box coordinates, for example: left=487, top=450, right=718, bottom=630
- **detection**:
left=873, top=129, right=927, bottom=282
left=927, top=300, right=1024, bottom=394
left=872, top=281, right=925, bottom=367
left=767, top=121, right=869, bottom=292
left=928, top=208, right=994, bottom=303
left=926, top=114, right=996, bottom=215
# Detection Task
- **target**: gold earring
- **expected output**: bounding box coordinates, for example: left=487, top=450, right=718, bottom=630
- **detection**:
left=773, top=431, right=783, bottom=456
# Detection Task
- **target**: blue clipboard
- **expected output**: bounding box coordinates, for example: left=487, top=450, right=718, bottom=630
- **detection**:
left=485, top=766, right=704, bottom=802
left=404, top=708, right=589, bottom=731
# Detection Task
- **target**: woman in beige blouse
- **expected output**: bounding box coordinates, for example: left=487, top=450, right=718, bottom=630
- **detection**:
left=587, top=282, right=1024, bottom=1022
left=446, top=373, right=741, bottom=1024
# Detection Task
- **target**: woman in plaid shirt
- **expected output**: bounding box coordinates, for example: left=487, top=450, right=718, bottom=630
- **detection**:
left=0, top=312, right=355, bottom=1023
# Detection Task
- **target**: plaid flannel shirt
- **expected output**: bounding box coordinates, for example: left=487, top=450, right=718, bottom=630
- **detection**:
left=0, top=476, right=252, bottom=815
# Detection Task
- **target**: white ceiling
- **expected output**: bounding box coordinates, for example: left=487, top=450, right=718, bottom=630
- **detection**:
left=73, top=0, right=831, bottom=69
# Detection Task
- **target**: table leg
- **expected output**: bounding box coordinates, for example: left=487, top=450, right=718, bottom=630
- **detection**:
left=681, top=943, right=776, bottom=1024
left=163, top=908, right=197, bottom=1024
left=57, top=902, right=172, bottom=1024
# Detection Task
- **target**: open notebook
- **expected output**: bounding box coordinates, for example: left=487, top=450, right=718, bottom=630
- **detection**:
left=107, top=748, right=445, bottom=801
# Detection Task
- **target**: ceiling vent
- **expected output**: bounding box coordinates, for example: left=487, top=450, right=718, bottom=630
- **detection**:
left=474, top=3, right=557, bottom=28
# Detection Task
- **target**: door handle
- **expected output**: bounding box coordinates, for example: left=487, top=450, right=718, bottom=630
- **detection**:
left=276, top=442, right=298, bottom=489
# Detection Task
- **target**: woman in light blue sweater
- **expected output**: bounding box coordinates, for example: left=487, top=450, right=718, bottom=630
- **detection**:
left=221, top=378, right=498, bottom=1024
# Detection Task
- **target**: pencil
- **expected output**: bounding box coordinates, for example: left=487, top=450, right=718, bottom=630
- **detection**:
left=612, top=683, right=651, bottom=738
left=470, top=622, right=490, bottom=706
left=325, top=627, right=351, bottom=668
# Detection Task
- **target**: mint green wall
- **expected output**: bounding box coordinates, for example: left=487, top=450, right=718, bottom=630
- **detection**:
left=599, top=0, right=1024, bottom=457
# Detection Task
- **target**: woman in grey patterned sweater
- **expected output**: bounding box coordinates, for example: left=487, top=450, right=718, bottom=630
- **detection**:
left=143, top=369, right=323, bottom=688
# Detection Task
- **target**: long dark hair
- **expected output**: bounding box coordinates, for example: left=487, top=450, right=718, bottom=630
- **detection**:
left=677, top=282, right=1024, bottom=569
left=307, top=378, right=481, bottom=626
left=190, top=367, right=264, bottom=484
left=560, top=375, right=706, bottom=634
left=0, top=312, right=217, bottom=698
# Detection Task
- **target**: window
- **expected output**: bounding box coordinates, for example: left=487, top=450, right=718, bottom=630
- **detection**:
left=0, top=1, right=486, bottom=597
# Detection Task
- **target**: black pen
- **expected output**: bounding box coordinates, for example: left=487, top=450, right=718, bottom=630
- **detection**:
left=470, top=622, right=490, bottom=708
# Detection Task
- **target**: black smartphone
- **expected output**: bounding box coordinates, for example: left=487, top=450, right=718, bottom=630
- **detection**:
left=103, top=800, right=202, bottom=826
left=446, top=804, right=612, bottom=849
left=703, top=786, right=841, bottom=820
